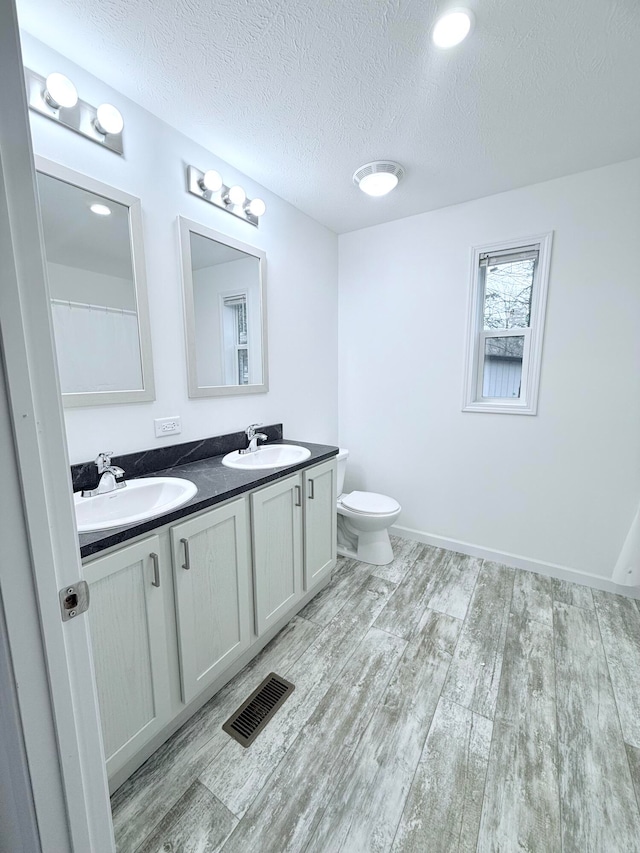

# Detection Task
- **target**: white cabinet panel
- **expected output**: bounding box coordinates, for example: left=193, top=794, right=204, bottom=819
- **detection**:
left=304, top=459, right=337, bottom=591
left=83, top=536, right=171, bottom=774
left=171, top=499, right=251, bottom=704
left=251, top=474, right=303, bottom=635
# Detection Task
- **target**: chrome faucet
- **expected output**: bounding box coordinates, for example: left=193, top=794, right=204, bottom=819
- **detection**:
left=81, top=452, right=126, bottom=497
left=240, top=424, right=268, bottom=454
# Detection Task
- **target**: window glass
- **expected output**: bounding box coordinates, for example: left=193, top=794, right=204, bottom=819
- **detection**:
left=483, top=258, right=535, bottom=330
left=482, top=335, right=524, bottom=398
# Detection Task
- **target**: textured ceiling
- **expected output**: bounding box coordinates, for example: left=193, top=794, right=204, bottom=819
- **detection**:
left=17, top=0, right=640, bottom=233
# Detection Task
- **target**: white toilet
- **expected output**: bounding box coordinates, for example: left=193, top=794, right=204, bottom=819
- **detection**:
left=336, top=449, right=401, bottom=566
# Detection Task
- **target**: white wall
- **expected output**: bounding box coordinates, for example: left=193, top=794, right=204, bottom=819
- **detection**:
left=22, top=33, right=339, bottom=463
left=339, top=158, right=640, bottom=585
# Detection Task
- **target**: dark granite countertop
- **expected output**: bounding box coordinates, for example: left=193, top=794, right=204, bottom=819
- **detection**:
left=78, top=439, right=338, bottom=559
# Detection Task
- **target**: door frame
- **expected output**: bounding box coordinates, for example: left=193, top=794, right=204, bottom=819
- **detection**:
left=0, top=1, right=115, bottom=849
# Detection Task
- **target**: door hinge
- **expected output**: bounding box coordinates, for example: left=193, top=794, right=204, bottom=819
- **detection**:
left=59, top=581, right=90, bottom=621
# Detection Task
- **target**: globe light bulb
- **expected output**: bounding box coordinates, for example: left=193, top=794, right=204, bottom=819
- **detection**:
left=95, top=103, right=124, bottom=135
left=246, top=198, right=266, bottom=217
left=199, top=170, right=223, bottom=192
left=44, top=72, right=78, bottom=109
left=226, top=185, right=246, bottom=206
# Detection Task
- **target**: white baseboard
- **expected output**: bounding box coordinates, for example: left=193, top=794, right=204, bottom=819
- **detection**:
left=390, top=524, right=640, bottom=601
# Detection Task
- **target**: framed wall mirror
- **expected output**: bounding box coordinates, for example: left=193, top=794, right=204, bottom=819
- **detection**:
left=35, top=157, right=155, bottom=407
left=179, top=217, right=268, bottom=397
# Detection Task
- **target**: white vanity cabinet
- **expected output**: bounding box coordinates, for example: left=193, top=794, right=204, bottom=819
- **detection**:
left=82, top=454, right=337, bottom=787
left=251, top=459, right=337, bottom=635
left=303, top=459, right=337, bottom=591
left=82, top=535, right=172, bottom=776
left=251, top=474, right=304, bottom=635
left=170, top=499, right=252, bottom=704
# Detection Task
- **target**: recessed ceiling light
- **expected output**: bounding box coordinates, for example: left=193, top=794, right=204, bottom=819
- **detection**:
left=353, top=161, right=405, bottom=197
left=90, top=203, right=111, bottom=216
left=432, top=8, right=474, bottom=49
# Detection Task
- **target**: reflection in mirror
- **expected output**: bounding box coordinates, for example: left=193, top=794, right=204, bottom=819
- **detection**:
left=35, top=158, right=154, bottom=407
left=180, top=218, right=268, bottom=397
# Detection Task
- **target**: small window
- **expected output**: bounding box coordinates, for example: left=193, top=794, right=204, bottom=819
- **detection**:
left=222, top=294, right=249, bottom=385
left=463, top=233, right=552, bottom=414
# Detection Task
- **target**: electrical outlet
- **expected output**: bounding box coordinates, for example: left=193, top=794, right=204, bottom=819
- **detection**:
left=154, top=416, right=182, bottom=438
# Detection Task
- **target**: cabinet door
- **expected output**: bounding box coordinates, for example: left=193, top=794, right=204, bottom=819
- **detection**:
left=83, top=536, right=171, bottom=775
left=304, top=459, right=337, bottom=591
left=171, top=499, right=251, bottom=704
left=251, top=473, right=303, bottom=635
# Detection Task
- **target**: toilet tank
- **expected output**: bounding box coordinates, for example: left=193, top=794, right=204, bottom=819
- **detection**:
left=336, top=448, right=349, bottom=496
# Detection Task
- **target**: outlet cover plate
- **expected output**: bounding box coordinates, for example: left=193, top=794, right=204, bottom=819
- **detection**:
left=154, top=416, right=182, bottom=438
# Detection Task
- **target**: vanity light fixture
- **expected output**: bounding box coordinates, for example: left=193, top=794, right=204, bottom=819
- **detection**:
left=25, top=67, right=125, bottom=155
left=186, top=165, right=265, bottom=227
left=432, top=8, right=474, bottom=48
left=90, top=203, right=112, bottom=216
left=353, top=161, right=405, bottom=197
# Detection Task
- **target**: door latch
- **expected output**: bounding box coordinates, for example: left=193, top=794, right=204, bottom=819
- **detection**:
left=59, top=581, right=90, bottom=621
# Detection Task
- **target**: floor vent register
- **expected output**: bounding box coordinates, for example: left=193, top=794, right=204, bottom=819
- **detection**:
left=222, top=673, right=295, bottom=747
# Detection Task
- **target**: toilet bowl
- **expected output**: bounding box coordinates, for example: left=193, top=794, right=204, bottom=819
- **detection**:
left=336, top=449, right=401, bottom=565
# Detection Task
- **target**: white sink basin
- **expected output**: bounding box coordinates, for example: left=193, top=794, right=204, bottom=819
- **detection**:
left=74, top=477, right=198, bottom=533
left=222, top=444, right=311, bottom=470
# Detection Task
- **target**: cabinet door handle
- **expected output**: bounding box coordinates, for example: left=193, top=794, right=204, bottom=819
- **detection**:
left=181, top=538, right=191, bottom=570
left=308, top=478, right=315, bottom=500
left=295, top=485, right=302, bottom=507
left=150, top=552, right=160, bottom=587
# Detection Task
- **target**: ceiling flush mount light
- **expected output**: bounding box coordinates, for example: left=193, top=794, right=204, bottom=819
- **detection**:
left=44, top=72, right=78, bottom=109
left=186, top=166, right=265, bottom=227
left=25, top=68, right=124, bottom=155
left=432, top=8, right=474, bottom=48
left=353, top=161, right=405, bottom=197
left=95, top=103, right=124, bottom=136
left=90, top=203, right=111, bottom=216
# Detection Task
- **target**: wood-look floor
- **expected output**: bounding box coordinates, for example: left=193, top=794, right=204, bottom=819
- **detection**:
left=111, top=537, right=640, bottom=853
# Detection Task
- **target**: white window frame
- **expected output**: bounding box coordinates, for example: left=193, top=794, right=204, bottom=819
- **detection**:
left=462, top=232, right=553, bottom=415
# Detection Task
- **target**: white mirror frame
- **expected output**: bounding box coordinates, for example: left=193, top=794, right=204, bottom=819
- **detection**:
left=35, top=156, right=155, bottom=407
left=178, top=216, right=269, bottom=398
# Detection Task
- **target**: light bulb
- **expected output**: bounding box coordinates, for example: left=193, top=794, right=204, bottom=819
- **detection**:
left=225, top=185, right=246, bottom=206
left=358, top=172, right=399, bottom=197
left=44, top=72, right=78, bottom=109
left=246, top=198, right=266, bottom=217
left=432, top=9, right=474, bottom=48
left=199, top=170, right=223, bottom=192
left=95, top=103, right=124, bottom=135
left=90, top=203, right=111, bottom=216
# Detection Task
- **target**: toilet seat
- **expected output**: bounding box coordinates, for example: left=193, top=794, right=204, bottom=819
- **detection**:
left=340, top=490, right=400, bottom=515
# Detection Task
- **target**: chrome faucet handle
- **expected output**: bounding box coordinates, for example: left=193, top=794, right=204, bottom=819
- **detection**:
left=245, top=423, right=263, bottom=439
left=95, top=452, right=114, bottom=474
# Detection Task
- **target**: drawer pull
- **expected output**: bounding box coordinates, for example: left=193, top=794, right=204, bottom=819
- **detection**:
left=308, top=478, right=315, bottom=500
left=181, top=538, right=191, bottom=570
left=295, top=485, right=302, bottom=507
left=150, top=552, right=160, bottom=587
